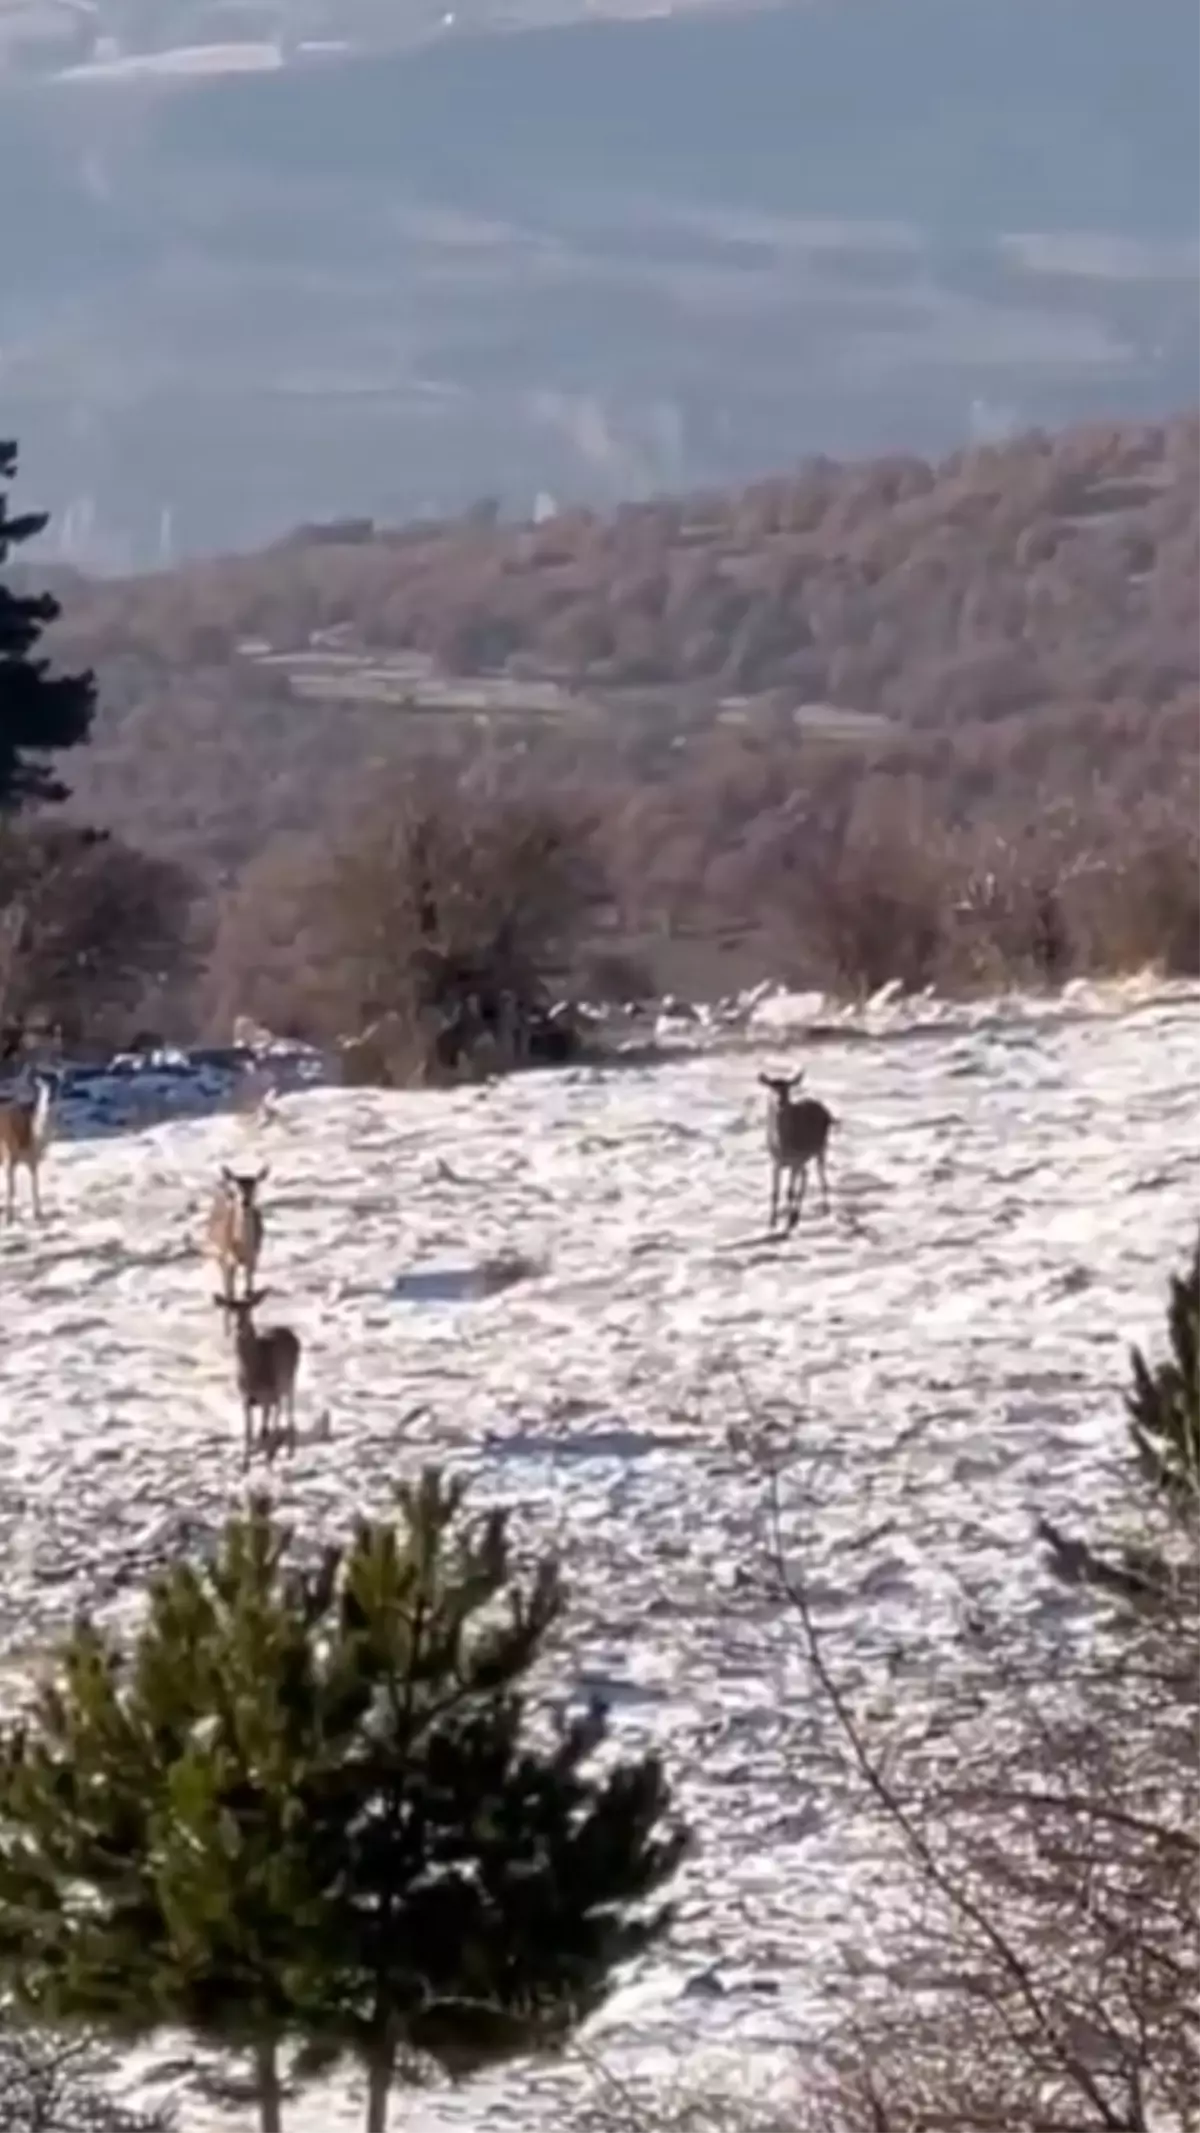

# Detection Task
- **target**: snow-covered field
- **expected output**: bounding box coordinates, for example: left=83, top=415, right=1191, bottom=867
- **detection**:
left=1, top=977, right=1197, bottom=2130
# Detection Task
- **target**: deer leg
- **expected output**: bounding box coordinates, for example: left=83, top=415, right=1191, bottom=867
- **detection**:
left=243, top=1397, right=255, bottom=1470
left=769, top=1162, right=781, bottom=1234
left=3, top=1159, right=12, bottom=1226
left=817, top=1149, right=830, bottom=1214
left=786, top=1163, right=807, bottom=1234
left=30, top=1158, right=42, bottom=1223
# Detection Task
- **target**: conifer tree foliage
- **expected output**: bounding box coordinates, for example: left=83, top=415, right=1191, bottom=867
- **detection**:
left=1039, top=1229, right=1200, bottom=1616
left=1126, top=1226, right=1199, bottom=1513
left=0, top=1470, right=688, bottom=2133
left=0, top=442, right=96, bottom=811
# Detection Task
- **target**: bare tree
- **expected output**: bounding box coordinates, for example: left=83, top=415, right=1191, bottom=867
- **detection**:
left=0, top=824, right=196, bottom=1055
left=735, top=1404, right=1200, bottom=2133
left=205, top=762, right=606, bottom=1081
left=0, top=2020, right=174, bottom=2132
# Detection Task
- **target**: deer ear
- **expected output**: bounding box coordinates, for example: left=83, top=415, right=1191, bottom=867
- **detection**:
left=255, top=1164, right=270, bottom=1185
left=248, top=1287, right=268, bottom=1307
left=213, top=1293, right=230, bottom=1309
left=220, top=1165, right=234, bottom=1184
left=757, top=1073, right=772, bottom=1090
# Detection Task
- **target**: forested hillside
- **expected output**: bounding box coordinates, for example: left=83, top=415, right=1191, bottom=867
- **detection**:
left=10, top=412, right=1198, bottom=1040
left=44, top=413, right=1194, bottom=829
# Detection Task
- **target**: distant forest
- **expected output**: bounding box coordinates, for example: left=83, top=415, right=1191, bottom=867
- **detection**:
left=17, top=411, right=1200, bottom=1038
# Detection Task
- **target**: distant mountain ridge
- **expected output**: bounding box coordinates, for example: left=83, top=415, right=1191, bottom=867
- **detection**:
left=2, top=0, right=1196, bottom=564
left=149, top=0, right=1198, bottom=231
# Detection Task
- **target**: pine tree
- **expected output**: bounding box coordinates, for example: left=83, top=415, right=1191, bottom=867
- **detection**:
left=1039, top=1231, right=1200, bottom=1620
left=0, top=1472, right=688, bottom=2133
left=1126, top=1227, right=1199, bottom=1514
left=289, top=1468, right=687, bottom=2132
left=0, top=442, right=96, bottom=811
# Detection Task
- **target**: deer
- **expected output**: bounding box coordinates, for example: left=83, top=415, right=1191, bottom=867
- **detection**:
left=207, top=1164, right=268, bottom=1323
left=214, top=1289, right=301, bottom=1468
left=759, top=1070, right=835, bottom=1235
left=0, top=1069, right=58, bottom=1224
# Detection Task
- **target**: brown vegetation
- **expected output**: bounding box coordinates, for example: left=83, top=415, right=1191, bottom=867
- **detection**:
left=0, top=823, right=197, bottom=1056
left=13, top=413, right=1200, bottom=1048
left=203, top=767, right=605, bottom=1079
left=49, top=416, right=1199, bottom=724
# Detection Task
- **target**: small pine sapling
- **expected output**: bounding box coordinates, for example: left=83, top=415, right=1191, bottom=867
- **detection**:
left=1126, top=1228, right=1200, bottom=1515
left=0, top=1470, right=689, bottom=2133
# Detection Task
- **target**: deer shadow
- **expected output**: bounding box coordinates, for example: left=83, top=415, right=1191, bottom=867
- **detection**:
left=391, top=1252, right=544, bottom=1306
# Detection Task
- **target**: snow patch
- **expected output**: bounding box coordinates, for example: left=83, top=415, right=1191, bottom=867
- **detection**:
left=0, top=976, right=1196, bottom=2129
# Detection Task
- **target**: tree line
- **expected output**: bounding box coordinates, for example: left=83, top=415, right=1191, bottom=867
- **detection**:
left=2, top=432, right=1199, bottom=1067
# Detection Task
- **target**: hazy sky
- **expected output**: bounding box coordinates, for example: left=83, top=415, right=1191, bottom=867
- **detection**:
left=3, top=0, right=1196, bottom=563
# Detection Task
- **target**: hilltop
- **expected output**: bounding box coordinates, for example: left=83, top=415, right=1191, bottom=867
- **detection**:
left=47, top=412, right=1198, bottom=873
left=0, top=414, right=1193, bottom=1052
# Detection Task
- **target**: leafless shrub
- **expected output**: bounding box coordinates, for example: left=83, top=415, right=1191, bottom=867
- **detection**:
left=564, top=2067, right=800, bottom=2133
left=1063, top=815, right=1200, bottom=980
left=319, top=766, right=603, bottom=1064
left=0, top=823, right=198, bottom=1055
left=747, top=785, right=1200, bottom=1000
left=945, top=842, right=1076, bottom=991
left=761, top=808, right=967, bottom=997
left=205, top=764, right=607, bottom=1081
left=576, top=943, right=658, bottom=1006
left=200, top=828, right=331, bottom=1043
left=337, top=1003, right=448, bottom=1089
left=0, top=2018, right=174, bottom=2132
left=735, top=1423, right=1200, bottom=2133
left=772, top=793, right=951, bottom=996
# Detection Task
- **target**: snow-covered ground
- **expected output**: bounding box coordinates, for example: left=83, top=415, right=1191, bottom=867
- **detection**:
left=0, top=976, right=1197, bottom=2130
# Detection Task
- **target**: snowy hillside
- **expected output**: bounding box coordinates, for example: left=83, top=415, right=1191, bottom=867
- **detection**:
left=0, top=975, right=1197, bottom=2130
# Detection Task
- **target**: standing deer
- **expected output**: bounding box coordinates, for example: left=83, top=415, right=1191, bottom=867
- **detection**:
left=759, top=1070, right=835, bottom=1234
left=0, top=1070, right=57, bottom=1224
left=214, top=1288, right=301, bottom=1468
left=207, top=1164, right=268, bottom=1322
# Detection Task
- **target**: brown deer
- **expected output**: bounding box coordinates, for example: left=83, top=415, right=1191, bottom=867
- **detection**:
left=0, top=1070, right=57, bottom=1224
left=214, top=1288, right=301, bottom=1468
left=207, top=1164, right=268, bottom=1321
left=759, top=1070, right=835, bottom=1234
